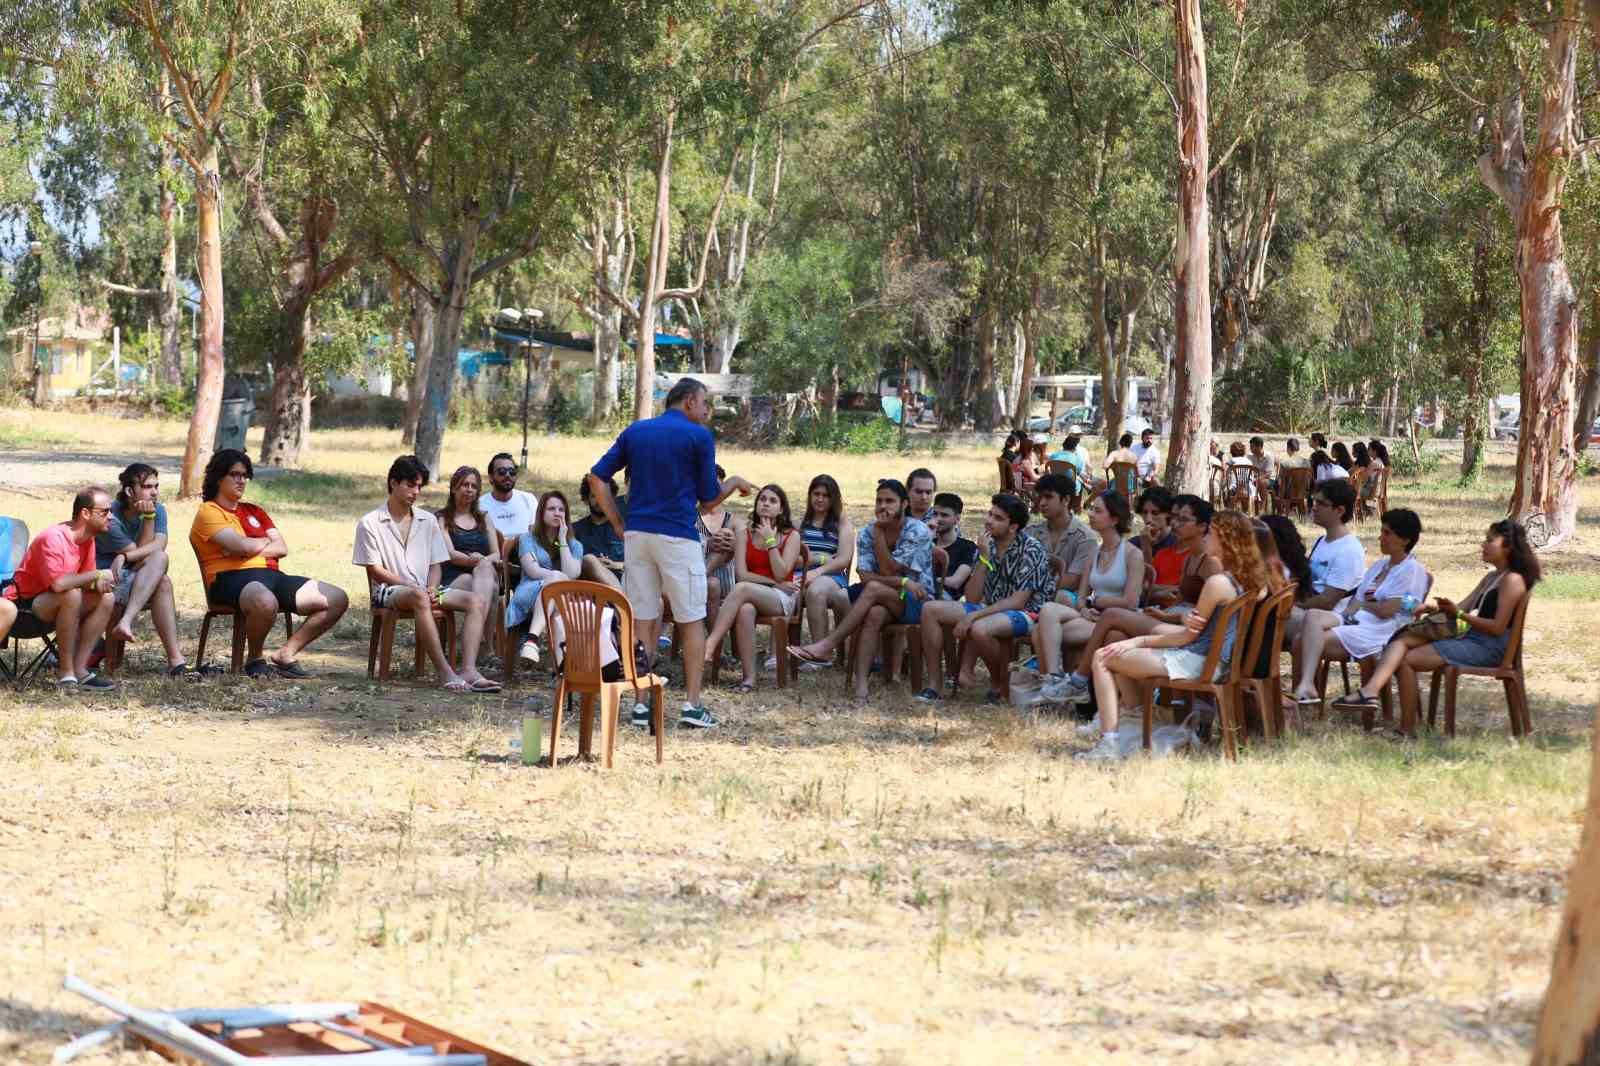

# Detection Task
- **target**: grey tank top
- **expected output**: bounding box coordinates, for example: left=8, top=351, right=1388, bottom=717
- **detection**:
left=1088, top=539, right=1130, bottom=600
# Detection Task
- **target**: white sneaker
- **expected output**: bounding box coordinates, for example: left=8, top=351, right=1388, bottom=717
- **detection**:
left=763, top=654, right=778, bottom=670
left=518, top=639, right=541, bottom=664
left=1075, top=731, right=1126, bottom=761
left=1075, top=714, right=1103, bottom=739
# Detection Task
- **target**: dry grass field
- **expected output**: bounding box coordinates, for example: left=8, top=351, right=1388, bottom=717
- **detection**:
left=0, top=407, right=1595, bottom=1065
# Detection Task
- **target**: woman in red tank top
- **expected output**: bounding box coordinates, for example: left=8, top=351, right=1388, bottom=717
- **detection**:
left=701, top=484, right=804, bottom=692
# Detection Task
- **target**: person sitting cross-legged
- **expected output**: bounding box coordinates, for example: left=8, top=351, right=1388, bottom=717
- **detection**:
left=505, top=490, right=585, bottom=667
left=5, top=486, right=119, bottom=689
left=914, top=492, right=1054, bottom=702
left=353, top=455, right=494, bottom=692
left=1029, top=490, right=1145, bottom=703
left=190, top=449, right=349, bottom=678
left=1081, top=510, right=1279, bottom=761
left=789, top=478, right=935, bottom=699
left=701, top=483, right=804, bottom=692
left=1333, top=518, right=1540, bottom=731
left=1291, top=508, right=1427, bottom=708
left=97, top=462, right=189, bottom=675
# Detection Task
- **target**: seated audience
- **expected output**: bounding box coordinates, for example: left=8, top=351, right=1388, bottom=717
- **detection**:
left=1292, top=508, right=1427, bottom=706
left=1105, top=432, right=1139, bottom=473
left=1335, top=519, right=1540, bottom=730
left=1311, top=449, right=1348, bottom=483
left=98, top=462, right=188, bottom=675
left=1292, top=479, right=1365, bottom=636
left=1224, top=441, right=1258, bottom=508
left=1330, top=441, right=1355, bottom=473
left=1360, top=439, right=1389, bottom=503
left=1130, top=486, right=1176, bottom=562
left=1000, top=432, right=1023, bottom=468
left=354, top=455, right=493, bottom=691
left=5, top=486, right=118, bottom=688
left=1261, top=515, right=1313, bottom=600
left=481, top=453, right=537, bottom=541
left=1310, top=432, right=1329, bottom=452
left=1249, top=436, right=1277, bottom=498
left=907, top=468, right=939, bottom=524
left=1029, top=473, right=1094, bottom=604
left=798, top=474, right=856, bottom=644
left=1031, top=491, right=1145, bottom=694
left=790, top=479, right=935, bottom=699
left=1083, top=510, right=1279, bottom=760
left=701, top=484, right=804, bottom=691
left=436, top=466, right=503, bottom=653
left=699, top=465, right=738, bottom=627
left=1279, top=437, right=1310, bottom=470
left=915, top=493, right=1054, bottom=701
left=505, top=490, right=584, bottom=666
left=571, top=474, right=627, bottom=589
left=192, top=449, right=348, bottom=678
left=1048, top=434, right=1092, bottom=497
left=1038, top=494, right=1223, bottom=707
left=1131, top=428, right=1161, bottom=485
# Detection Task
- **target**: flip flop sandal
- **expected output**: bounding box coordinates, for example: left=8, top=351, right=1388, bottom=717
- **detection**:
left=272, top=660, right=315, bottom=679
left=733, top=682, right=755, bottom=694
left=469, top=678, right=503, bottom=693
left=789, top=647, right=826, bottom=665
left=1331, top=694, right=1378, bottom=711
left=443, top=678, right=472, bottom=693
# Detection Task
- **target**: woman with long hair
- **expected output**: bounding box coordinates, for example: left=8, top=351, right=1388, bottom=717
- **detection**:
left=1082, top=510, right=1276, bottom=761
left=1311, top=449, right=1347, bottom=483
left=702, top=484, right=804, bottom=692
left=699, top=464, right=737, bottom=629
left=1261, top=514, right=1313, bottom=599
left=505, top=490, right=584, bottom=663
left=798, top=474, right=855, bottom=645
left=437, top=466, right=503, bottom=671
left=1032, top=491, right=1145, bottom=684
left=1335, top=519, right=1540, bottom=731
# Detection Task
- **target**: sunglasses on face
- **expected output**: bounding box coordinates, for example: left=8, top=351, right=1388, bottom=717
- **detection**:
left=492, top=466, right=517, bottom=476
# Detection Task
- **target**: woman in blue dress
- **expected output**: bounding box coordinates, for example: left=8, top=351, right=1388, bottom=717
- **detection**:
left=506, top=490, right=584, bottom=664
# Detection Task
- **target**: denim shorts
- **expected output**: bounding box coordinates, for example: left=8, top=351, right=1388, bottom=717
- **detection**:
left=847, top=581, right=925, bottom=624
left=1001, top=609, right=1035, bottom=637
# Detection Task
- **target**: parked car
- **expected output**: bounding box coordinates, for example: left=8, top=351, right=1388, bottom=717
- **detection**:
left=1026, top=404, right=1152, bottom=437
left=1493, top=412, right=1519, bottom=441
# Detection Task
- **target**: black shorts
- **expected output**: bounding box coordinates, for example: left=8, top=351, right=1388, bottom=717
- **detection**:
left=208, top=568, right=311, bottom=613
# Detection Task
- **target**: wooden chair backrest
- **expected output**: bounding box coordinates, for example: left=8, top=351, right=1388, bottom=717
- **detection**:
left=1030, top=439, right=1047, bottom=465
left=1374, top=466, right=1390, bottom=509
left=1241, top=585, right=1295, bottom=680
left=1207, top=465, right=1224, bottom=505
left=1109, top=461, right=1138, bottom=507
left=1047, top=458, right=1086, bottom=495
left=540, top=579, right=642, bottom=688
left=0, top=516, right=29, bottom=580
left=1501, top=589, right=1533, bottom=671
left=1226, top=463, right=1254, bottom=496
left=997, top=456, right=1015, bottom=493
left=1279, top=467, right=1312, bottom=505
left=1196, top=590, right=1259, bottom=685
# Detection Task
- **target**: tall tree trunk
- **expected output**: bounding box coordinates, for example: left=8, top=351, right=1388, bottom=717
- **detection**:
left=259, top=295, right=312, bottom=467
left=593, top=306, right=621, bottom=427
left=634, top=112, right=675, bottom=422
left=156, top=68, right=182, bottom=389
left=1165, top=0, right=1213, bottom=495
left=401, top=289, right=435, bottom=447
left=1479, top=13, right=1581, bottom=547
left=415, top=232, right=478, bottom=475
left=1532, top=724, right=1600, bottom=1062
left=973, top=304, right=998, bottom=433
left=179, top=141, right=226, bottom=498
left=1089, top=238, right=1119, bottom=447
left=1013, top=282, right=1041, bottom=430
left=1461, top=228, right=1492, bottom=478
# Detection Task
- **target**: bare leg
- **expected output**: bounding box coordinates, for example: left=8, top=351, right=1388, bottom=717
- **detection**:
left=237, top=584, right=279, bottom=661
left=918, top=601, right=966, bottom=688
left=796, top=583, right=899, bottom=659
left=852, top=603, right=895, bottom=699
left=734, top=603, right=758, bottom=686
left=149, top=575, right=185, bottom=667
left=580, top=555, right=622, bottom=589
left=1353, top=633, right=1428, bottom=699
left=75, top=590, right=114, bottom=678
left=1091, top=645, right=1171, bottom=733
left=1034, top=601, right=1085, bottom=676
left=967, top=613, right=1021, bottom=692
left=274, top=580, right=349, bottom=662
left=439, top=587, right=489, bottom=682
left=390, top=586, right=462, bottom=687
left=111, top=549, right=169, bottom=642
left=1293, top=609, right=1343, bottom=698
left=1075, top=608, right=1161, bottom=673
left=1394, top=645, right=1446, bottom=734
left=0, top=598, right=15, bottom=644
left=32, top=588, right=83, bottom=681
left=677, top=616, right=705, bottom=706
left=804, top=577, right=837, bottom=644
left=703, top=582, right=756, bottom=657
left=705, top=575, right=724, bottom=640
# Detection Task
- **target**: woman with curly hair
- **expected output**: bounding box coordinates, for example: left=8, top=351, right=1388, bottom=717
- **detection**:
left=1081, top=510, right=1278, bottom=761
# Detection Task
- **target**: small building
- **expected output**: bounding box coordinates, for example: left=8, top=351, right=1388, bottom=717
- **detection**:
left=4, top=308, right=110, bottom=398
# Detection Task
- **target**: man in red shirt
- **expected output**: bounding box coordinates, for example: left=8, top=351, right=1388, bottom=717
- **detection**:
left=5, top=487, right=118, bottom=688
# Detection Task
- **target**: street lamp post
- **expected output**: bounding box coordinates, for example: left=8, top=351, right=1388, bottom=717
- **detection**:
left=26, top=240, right=43, bottom=407
left=510, top=306, right=544, bottom=473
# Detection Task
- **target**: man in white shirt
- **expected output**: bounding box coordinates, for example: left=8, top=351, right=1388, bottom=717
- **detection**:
left=1289, top=477, right=1366, bottom=650
left=1131, top=428, right=1161, bottom=485
left=481, top=451, right=537, bottom=540
left=353, top=455, right=497, bottom=693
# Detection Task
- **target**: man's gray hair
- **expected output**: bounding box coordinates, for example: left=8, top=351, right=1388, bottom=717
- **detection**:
left=664, top=377, right=707, bottom=409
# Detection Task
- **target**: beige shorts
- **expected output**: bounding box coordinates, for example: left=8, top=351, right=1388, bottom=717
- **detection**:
left=624, top=532, right=707, bottom=623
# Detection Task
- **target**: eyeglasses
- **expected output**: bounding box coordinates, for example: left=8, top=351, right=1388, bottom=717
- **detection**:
left=87, top=506, right=111, bottom=516
left=225, top=470, right=251, bottom=481
left=1311, top=498, right=1330, bottom=508
left=1171, top=514, right=1195, bottom=526
left=491, top=466, right=517, bottom=476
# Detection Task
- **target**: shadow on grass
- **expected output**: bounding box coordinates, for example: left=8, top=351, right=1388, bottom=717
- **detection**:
left=249, top=470, right=376, bottom=520
left=0, top=997, right=115, bottom=1055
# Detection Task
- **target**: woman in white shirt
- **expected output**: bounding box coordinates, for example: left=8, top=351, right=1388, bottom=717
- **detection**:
left=1291, top=508, right=1429, bottom=704
left=1310, top=449, right=1348, bottom=484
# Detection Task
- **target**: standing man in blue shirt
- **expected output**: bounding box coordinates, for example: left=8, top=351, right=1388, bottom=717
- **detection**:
left=588, top=378, right=754, bottom=729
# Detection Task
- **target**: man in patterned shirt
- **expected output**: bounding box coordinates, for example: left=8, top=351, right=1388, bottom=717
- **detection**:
left=916, top=493, right=1053, bottom=700
left=791, top=478, right=934, bottom=698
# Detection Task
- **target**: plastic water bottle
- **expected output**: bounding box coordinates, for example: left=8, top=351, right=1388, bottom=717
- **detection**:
left=1400, top=593, right=1418, bottom=614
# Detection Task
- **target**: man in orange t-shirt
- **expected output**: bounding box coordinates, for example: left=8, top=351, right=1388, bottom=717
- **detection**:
left=188, top=449, right=348, bottom=679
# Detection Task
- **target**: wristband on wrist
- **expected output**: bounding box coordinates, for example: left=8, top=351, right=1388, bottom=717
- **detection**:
left=140, top=511, right=156, bottom=521
left=764, top=537, right=777, bottom=548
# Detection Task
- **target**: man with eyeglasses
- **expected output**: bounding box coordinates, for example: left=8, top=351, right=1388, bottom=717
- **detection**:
left=1290, top=479, right=1366, bottom=644
left=4, top=485, right=119, bottom=688
left=189, top=449, right=350, bottom=678
left=482, top=452, right=538, bottom=541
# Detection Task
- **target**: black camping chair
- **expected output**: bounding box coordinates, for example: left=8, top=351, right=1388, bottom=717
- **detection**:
left=0, top=518, right=60, bottom=688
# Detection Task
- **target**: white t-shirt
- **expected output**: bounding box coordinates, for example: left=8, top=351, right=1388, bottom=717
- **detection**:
left=1132, top=442, right=1161, bottom=479
left=482, top=489, right=537, bottom=540
left=1308, top=532, right=1366, bottom=596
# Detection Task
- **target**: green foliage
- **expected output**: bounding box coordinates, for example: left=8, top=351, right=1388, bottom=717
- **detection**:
left=1388, top=446, right=1440, bottom=481
left=789, top=414, right=901, bottom=455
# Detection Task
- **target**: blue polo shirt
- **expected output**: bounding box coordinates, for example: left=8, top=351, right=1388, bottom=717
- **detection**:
left=591, top=409, right=721, bottom=542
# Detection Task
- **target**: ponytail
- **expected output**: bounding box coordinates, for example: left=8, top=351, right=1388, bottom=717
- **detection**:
left=1490, top=519, right=1542, bottom=588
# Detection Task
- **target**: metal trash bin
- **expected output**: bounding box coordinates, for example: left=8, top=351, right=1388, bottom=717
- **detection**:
left=214, top=396, right=254, bottom=453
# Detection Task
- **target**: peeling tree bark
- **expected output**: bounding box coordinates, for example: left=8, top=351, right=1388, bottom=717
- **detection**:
left=1165, top=0, right=1213, bottom=495
left=180, top=143, right=226, bottom=498
left=1532, top=721, right=1600, bottom=1064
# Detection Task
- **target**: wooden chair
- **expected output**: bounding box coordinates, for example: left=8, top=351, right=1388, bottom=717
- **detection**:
left=1276, top=467, right=1313, bottom=518
left=1108, top=461, right=1138, bottom=512
left=366, top=603, right=459, bottom=681
left=1223, top=463, right=1255, bottom=514
left=540, top=579, right=666, bottom=768
left=1314, top=571, right=1434, bottom=730
left=1136, top=592, right=1259, bottom=761
left=1046, top=459, right=1086, bottom=512
left=1423, top=592, right=1533, bottom=738
left=1239, top=585, right=1296, bottom=739
left=190, top=544, right=299, bottom=672
left=1207, top=464, right=1225, bottom=507
left=1356, top=467, right=1390, bottom=522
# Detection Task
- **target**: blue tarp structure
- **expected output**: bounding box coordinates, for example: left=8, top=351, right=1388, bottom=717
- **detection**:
left=455, top=349, right=504, bottom=379
left=880, top=396, right=906, bottom=424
